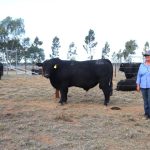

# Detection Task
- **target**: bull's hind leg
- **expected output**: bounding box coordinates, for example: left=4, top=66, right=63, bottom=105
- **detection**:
left=99, top=83, right=111, bottom=106
left=59, top=87, right=68, bottom=105
left=102, top=88, right=110, bottom=106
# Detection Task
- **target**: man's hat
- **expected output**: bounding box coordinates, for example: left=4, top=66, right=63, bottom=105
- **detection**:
left=143, top=50, right=150, bottom=56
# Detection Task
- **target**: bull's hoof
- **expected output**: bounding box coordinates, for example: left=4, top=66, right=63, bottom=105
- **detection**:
left=59, top=102, right=64, bottom=106
left=64, top=101, right=67, bottom=104
left=110, top=91, right=113, bottom=96
left=59, top=101, right=67, bottom=105
left=104, top=102, right=108, bottom=106
left=59, top=100, right=63, bottom=104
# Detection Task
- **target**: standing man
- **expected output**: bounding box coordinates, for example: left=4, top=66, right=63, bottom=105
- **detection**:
left=136, top=50, right=150, bottom=119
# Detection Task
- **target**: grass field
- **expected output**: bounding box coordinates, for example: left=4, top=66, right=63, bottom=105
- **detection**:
left=0, top=71, right=150, bottom=150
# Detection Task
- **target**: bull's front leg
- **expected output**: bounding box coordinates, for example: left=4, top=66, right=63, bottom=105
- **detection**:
left=59, top=87, right=68, bottom=105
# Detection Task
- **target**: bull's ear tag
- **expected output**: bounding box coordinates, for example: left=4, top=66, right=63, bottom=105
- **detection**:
left=54, top=64, right=57, bottom=69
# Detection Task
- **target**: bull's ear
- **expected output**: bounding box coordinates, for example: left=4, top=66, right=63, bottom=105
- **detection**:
left=36, top=63, right=43, bottom=67
left=53, top=64, right=58, bottom=69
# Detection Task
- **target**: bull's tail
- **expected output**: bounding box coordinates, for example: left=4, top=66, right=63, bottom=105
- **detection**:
left=105, top=59, right=113, bottom=96
left=109, top=70, right=113, bottom=96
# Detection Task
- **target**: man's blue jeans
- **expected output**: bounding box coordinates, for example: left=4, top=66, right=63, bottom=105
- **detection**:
left=141, top=88, right=150, bottom=116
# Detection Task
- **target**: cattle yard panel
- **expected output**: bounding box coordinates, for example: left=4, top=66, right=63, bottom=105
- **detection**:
left=2, top=64, right=42, bottom=76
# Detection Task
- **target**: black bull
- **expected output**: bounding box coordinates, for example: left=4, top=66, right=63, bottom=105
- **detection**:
left=116, top=79, right=136, bottom=91
left=37, top=58, right=113, bottom=106
left=119, top=63, right=141, bottom=79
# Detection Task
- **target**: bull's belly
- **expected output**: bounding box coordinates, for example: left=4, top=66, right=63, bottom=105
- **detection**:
left=69, top=81, right=98, bottom=91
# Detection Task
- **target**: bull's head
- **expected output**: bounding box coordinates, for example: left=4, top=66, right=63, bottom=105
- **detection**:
left=36, top=58, right=60, bottom=78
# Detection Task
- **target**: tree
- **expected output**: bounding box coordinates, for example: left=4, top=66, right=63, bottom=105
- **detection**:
left=0, top=16, right=25, bottom=63
left=112, top=52, right=118, bottom=63
left=83, top=29, right=97, bottom=60
left=67, top=42, right=77, bottom=60
left=102, top=42, right=110, bottom=59
left=144, top=41, right=149, bottom=51
left=122, top=40, right=138, bottom=62
left=6, top=39, right=22, bottom=64
left=21, top=37, right=30, bottom=51
left=116, top=50, right=123, bottom=63
left=111, top=50, right=123, bottom=77
left=27, top=37, right=45, bottom=64
left=50, top=36, right=60, bottom=58
left=33, top=36, right=43, bottom=47
left=20, top=37, right=30, bottom=72
left=111, top=49, right=123, bottom=63
left=0, top=24, right=8, bottom=53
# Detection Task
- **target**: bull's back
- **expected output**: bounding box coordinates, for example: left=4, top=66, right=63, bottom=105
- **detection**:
left=59, top=59, right=113, bottom=89
left=62, top=59, right=112, bottom=79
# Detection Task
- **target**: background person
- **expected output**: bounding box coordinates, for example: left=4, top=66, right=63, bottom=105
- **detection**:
left=136, top=50, right=150, bottom=119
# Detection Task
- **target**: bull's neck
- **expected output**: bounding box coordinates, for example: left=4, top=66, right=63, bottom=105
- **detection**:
left=49, top=76, right=60, bottom=89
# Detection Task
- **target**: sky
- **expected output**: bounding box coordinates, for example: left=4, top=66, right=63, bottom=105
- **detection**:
left=0, top=0, right=150, bottom=61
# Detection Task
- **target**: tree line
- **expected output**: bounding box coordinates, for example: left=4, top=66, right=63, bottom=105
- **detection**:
left=51, top=33, right=149, bottom=62
left=0, top=16, right=45, bottom=65
left=0, top=16, right=150, bottom=64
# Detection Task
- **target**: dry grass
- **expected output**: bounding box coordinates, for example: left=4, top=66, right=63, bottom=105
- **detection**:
left=0, top=71, right=150, bottom=150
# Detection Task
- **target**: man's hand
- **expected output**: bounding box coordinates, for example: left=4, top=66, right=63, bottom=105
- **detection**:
left=136, top=85, right=140, bottom=92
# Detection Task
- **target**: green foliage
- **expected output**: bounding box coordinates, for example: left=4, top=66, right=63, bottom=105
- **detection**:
left=122, top=40, right=138, bottom=62
left=0, top=16, right=25, bottom=63
left=102, top=42, right=110, bottom=59
left=0, top=25, right=8, bottom=53
left=67, top=42, right=77, bottom=60
left=50, top=36, right=60, bottom=58
left=26, top=37, right=45, bottom=63
left=83, top=29, right=97, bottom=60
left=111, top=50, right=123, bottom=63
left=33, top=36, right=43, bottom=47
left=6, top=39, right=22, bottom=63
left=21, top=37, right=30, bottom=49
left=1, top=16, right=25, bottom=37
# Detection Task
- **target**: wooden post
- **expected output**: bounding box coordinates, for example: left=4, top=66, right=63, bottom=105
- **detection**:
left=55, top=90, right=60, bottom=98
left=41, top=67, right=44, bottom=76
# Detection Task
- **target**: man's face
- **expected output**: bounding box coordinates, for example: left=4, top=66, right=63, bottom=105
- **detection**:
left=145, top=55, right=150, bottom=61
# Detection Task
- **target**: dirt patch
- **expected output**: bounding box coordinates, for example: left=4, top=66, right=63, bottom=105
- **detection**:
left=0, top=73, right=150, bottom=150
